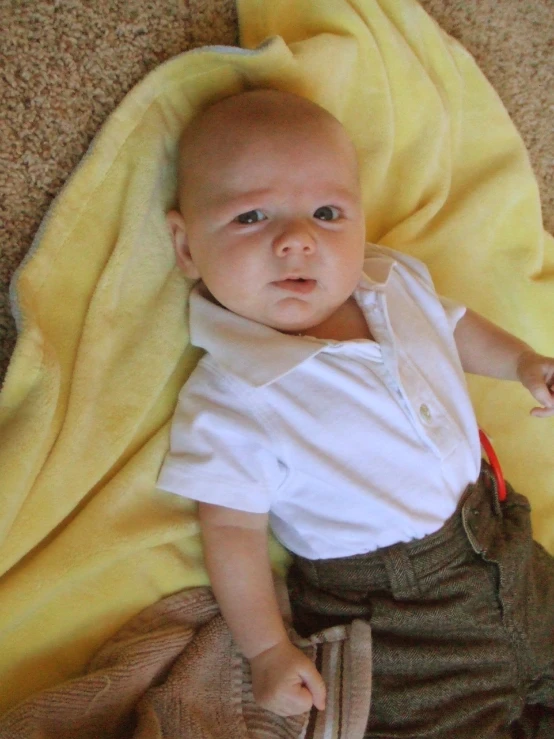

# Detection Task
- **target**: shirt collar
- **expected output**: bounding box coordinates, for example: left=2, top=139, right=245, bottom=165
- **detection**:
left=188, top=252, right=395, bottom=387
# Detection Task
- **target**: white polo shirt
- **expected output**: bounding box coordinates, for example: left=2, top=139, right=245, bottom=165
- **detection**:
left=157, top=244, right=481, bottom=559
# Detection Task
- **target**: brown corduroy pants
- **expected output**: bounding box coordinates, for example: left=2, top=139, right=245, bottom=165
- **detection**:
left=287, top=463, right=554, bottom=738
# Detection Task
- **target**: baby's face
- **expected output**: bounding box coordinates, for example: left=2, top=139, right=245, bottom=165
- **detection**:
left=169, top=95, right=366, bottom=335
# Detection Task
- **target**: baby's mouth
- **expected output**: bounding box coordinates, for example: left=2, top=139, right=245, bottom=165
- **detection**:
left=272, top=278, right=317, bottom=294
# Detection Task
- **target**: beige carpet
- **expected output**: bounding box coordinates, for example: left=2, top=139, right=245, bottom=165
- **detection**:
left=1, top=0, right=553, bottom=386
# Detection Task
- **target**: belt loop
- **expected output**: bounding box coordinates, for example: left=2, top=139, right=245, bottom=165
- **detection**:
left=381, top=546, right=421, bottom=600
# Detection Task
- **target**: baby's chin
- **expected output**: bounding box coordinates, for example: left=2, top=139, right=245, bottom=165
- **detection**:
left=263, top=305, right=344, bottom=337
left=268, top=316, right=326, bottom=337
left=201, top=287, right=332, bottom=335
left=249, top=313, right=317, bottom=335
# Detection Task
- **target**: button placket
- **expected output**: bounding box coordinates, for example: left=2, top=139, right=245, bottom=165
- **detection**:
left=370, top=293, right=401, bottom=386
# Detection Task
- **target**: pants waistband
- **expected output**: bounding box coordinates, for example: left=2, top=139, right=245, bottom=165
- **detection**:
left=291, top=462, right=507, bottom=592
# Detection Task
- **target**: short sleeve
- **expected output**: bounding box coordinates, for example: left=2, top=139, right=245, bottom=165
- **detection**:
left=438, top=294, right=467, bottom=332
left=366, top=244, right=467, bottom=334
left=156, top=362, right=284, bottom=513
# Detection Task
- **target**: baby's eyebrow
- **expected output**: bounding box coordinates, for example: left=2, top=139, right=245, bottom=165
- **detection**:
left=210, top=185, right=358, bottom=213
left=207, top=188, right=274, bottom=216
left=317, top=186, right=359, bottom=204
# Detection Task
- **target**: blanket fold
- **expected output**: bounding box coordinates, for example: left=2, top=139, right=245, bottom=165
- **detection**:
left=0, top=0, right=552, bottom=713
left=0, top=584, right=372, bottom=739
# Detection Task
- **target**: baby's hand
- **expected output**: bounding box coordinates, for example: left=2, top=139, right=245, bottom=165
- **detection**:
left=249, top=638, right=326, bottom=717
left=517, top=350, right=554, bottom=417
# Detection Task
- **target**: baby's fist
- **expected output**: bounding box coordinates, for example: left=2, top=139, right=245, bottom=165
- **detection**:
left=517, top=350, right=554, bottom=417
left=249, top=638, right=326, bottom=717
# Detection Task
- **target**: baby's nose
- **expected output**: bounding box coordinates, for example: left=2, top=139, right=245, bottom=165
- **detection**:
left=273, top=220, right=316, bottom=256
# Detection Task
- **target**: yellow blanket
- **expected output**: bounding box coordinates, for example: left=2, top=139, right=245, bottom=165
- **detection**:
left=0, top=0, right=552, bottom=713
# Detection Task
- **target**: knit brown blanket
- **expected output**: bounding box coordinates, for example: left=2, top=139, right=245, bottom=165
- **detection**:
left=0, top=583, right=372, bottom=739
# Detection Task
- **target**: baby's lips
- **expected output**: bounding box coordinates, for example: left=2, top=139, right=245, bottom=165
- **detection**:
left=272, top=278, right=317, bottom=294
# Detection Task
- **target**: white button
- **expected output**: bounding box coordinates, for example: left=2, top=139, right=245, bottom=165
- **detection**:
left=419, top=403, right=432, bottom=422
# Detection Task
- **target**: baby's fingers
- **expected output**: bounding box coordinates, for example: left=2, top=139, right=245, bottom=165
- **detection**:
left=530, top=404, right=554, bottom=418
left=298, top=663, right=326, bottom=711
left=528, top=382, right=554, bottom=417
left=264, top=683, right=314, bottom=716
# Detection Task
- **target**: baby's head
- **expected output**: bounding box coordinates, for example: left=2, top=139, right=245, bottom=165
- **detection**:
left=168, top=88, right=366, bottom=335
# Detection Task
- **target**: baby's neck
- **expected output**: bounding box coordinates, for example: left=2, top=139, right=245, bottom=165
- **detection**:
left=297, top=296, right=374, bottom=342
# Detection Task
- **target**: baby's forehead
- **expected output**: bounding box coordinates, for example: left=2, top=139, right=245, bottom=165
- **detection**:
left=179, top=90, right=350, bottom=162
left=177, top=91, right=354, bottom=185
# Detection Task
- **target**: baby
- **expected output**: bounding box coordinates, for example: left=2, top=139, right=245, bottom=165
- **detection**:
left=157, top=89, right=554, bottom=736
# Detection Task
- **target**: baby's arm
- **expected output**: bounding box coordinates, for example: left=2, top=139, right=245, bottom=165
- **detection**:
left=454, top=308, right=554, bottom=416
left=198, top=502, right=326, bottom=716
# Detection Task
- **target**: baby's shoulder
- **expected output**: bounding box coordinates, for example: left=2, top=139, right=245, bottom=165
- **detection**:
left=175, top=354, right=258, bottom=422
left=180, top=353, right=246, bottom=395
left=364, top=242, right=433, bottom=287
left=171, top=356, right=275, bottom=445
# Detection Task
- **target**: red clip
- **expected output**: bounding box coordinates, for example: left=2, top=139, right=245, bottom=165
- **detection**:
left=478, top=428, right=507, bottom=502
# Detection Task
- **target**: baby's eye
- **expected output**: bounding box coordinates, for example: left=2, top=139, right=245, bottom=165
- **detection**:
left=235, top=209, right=266, bottom=225
left=313, top=206, right=340, bottom=221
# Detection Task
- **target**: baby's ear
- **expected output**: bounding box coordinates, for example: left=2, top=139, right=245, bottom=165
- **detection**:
left=166, top=210, right=200, bottom=279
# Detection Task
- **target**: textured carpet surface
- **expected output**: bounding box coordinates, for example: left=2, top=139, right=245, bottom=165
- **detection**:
left=1, top=0, right=553, bottom=384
